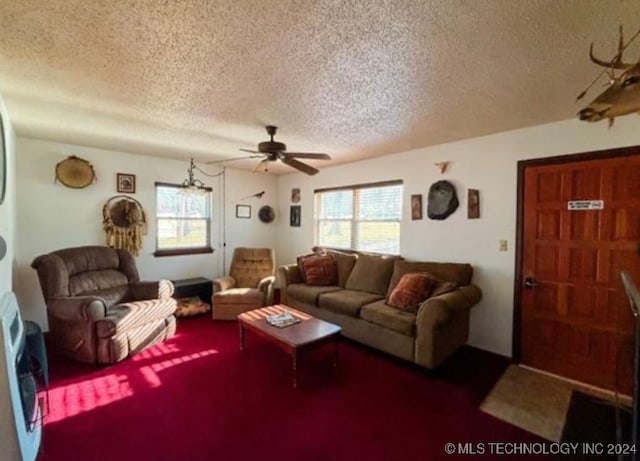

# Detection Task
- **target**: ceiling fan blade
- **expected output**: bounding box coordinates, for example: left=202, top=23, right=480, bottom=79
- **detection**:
left=281, top=157, right=319, bottom=175
left=284, top=152, right=331, bottom=160
left=206, top=155, right=262, bottom=164
left=239, top=148, right=260, bottom=154
left=253, top=159, right=268, bottom=173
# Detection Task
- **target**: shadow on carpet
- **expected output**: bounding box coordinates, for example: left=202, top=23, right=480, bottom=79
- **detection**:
left=559, top=391, right=632, bottom=460
left=480, top=365, right=630, bottom=442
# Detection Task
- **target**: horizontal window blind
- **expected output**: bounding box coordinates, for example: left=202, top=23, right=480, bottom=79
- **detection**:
left=314, top=181, right=402, bottom=254
left=156, top=184, right=211, bottom=252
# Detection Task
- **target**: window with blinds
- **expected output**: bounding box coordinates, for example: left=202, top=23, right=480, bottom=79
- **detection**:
left=314, top=180, right=403, bottom=254
left=154, top=183, right=213, bottom=256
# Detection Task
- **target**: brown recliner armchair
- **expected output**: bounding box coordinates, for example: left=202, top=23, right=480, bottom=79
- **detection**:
left=31, top=246, right=177, bottom=364
left=212, top=247, right=275, bottom=320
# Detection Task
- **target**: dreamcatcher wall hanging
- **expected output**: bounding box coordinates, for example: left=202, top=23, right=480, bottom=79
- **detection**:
left=102, top=195, right=147, bottom=255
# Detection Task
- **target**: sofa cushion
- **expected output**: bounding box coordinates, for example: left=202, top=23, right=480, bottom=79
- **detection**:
left=345, top=254, right=397, bottom=295
left=229, top=248, right=274, bottom=288
left=286, top=283, right=342, bottom=305
left=301, top=255, right=338, bottom=286
left=328, top=251, right=358, bottom=287
left=360, top=300, right=417, bottom=337
left=84, top=286, right=131, bottom=308
left=55, top=245, right=121, bottom=276
left=70, top=270, right=130, bottom=296
left=388, top=273, right=435, bottom=312
left=212, top=288, right=263, bottom=305
left=386, top=261, right=473, bottom=298
left=318, top=290, right=383, bottom=317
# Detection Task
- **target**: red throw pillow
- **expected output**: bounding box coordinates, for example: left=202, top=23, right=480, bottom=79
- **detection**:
left=302, top=255, right=338, bottom=286
left=296, top=253, right=318, bottom=282
left=388, top=273, right=435, bottom=311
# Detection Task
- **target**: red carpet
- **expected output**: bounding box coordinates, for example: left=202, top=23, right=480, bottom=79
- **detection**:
left=40, top=316, right=542, bottom=461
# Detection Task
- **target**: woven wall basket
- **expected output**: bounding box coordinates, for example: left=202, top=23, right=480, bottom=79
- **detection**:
left=55, top=155, right=96, bottom=189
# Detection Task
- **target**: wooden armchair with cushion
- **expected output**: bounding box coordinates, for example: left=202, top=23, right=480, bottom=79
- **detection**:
left=212, top=247, right=275, bottom=320
left=31, top=245, right=177, bottom=364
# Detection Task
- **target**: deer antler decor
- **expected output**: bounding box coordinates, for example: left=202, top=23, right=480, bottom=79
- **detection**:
left=578, top=26, right=640, bottom=127
left=434, top=162, right=449, bottom=174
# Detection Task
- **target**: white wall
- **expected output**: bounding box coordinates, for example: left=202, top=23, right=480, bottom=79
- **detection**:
left=12, top=115, right=640, bottom=353
left=222, top=167, right=280, bottom=273
left=277, top=117, right=640, bottom=357
left=14, top=137, right=278, bottom=328
left=0, top=93, right=16, bottom=295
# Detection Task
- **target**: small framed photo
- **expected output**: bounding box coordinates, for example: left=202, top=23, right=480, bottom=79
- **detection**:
left=291, top=188, right=301, bottom=203
left=468, top=189, right=480, bottom=219
left=411, top=194, right=423, bottom=220
left=290, top=205, right=301, bottom=227
left=117, top=173, right=136, bottom=193
left=236, top=204, right=251, bottom=219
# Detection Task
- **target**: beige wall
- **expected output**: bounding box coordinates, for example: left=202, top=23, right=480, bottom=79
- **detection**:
left=276, top=116, right=640, bottom=357
left=14, top=137, right=279, bottom=327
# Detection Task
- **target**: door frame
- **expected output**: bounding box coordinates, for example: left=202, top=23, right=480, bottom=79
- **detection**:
left=512, top=144, right=640, bottom=361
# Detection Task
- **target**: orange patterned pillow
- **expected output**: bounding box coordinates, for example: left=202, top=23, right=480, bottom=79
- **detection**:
left=302, top=255, right=338, bottom=286
left=388, top=273, right=435, bottom=311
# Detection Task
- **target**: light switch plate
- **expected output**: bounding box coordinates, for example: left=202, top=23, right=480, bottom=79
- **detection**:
left=499, top=240, right=508, bottom=252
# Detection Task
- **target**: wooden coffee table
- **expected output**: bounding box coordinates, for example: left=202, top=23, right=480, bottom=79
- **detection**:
left=238, top=305, right=342, bottom=388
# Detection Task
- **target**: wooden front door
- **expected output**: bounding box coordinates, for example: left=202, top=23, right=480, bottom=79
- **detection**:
left=519, top=151, right=640, bottom=393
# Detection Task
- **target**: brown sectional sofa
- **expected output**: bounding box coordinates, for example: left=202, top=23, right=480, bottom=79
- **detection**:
left=278, top=251, right=482, bottom=369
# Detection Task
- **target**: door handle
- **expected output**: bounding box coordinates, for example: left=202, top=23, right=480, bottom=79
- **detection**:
left=524, top=277, right=538, bottom=288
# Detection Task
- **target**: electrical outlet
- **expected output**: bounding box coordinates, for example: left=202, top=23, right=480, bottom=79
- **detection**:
left=499, top=240, right=508, bottom=252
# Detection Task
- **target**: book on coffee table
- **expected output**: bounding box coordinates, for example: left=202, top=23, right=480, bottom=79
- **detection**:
left=265, top=312, right=301, bottom=328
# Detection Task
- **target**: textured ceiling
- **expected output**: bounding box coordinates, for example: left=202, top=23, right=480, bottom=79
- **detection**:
left=1, top=0, right=640, bottom=174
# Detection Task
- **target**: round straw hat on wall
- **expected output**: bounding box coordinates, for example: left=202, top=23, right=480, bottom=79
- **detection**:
left=55, top=155, right=96, bottom=188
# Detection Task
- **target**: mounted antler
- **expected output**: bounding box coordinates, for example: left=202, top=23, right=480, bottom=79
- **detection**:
left=589, top=45, right=632, bottom=70
left=578, top=26, right=640, bottom=126
left=434, top=162, right=449, bottom=174
left=589, top=26, right=633, bottom=70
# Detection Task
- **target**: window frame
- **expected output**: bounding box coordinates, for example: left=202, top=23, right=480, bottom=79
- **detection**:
left=313, top=180, right=403, bottom=255
left=153, top=182, right=214, bottom=257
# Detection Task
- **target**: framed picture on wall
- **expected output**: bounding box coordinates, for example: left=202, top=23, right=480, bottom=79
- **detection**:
left=290, top=206, right=301, bottom=227
left=117, top=173, right=136, bottom=193
left=468, top=189, right=480, bottom=219
left=411, top=194, right=423, bottom=220
left=236, top=204, right=251, bottom=219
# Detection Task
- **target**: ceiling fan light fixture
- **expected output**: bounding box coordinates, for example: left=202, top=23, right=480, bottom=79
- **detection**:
left=258, top=141, right=286, bottom=153
left=205, top=126, right=332, bottom=175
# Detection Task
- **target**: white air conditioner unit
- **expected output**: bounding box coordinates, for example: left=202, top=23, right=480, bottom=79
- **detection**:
left=0, top=292, right=42, bottom=461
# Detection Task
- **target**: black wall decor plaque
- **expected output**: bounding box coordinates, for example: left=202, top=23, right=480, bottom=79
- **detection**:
left=427, top=180, right=459, bottom=220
